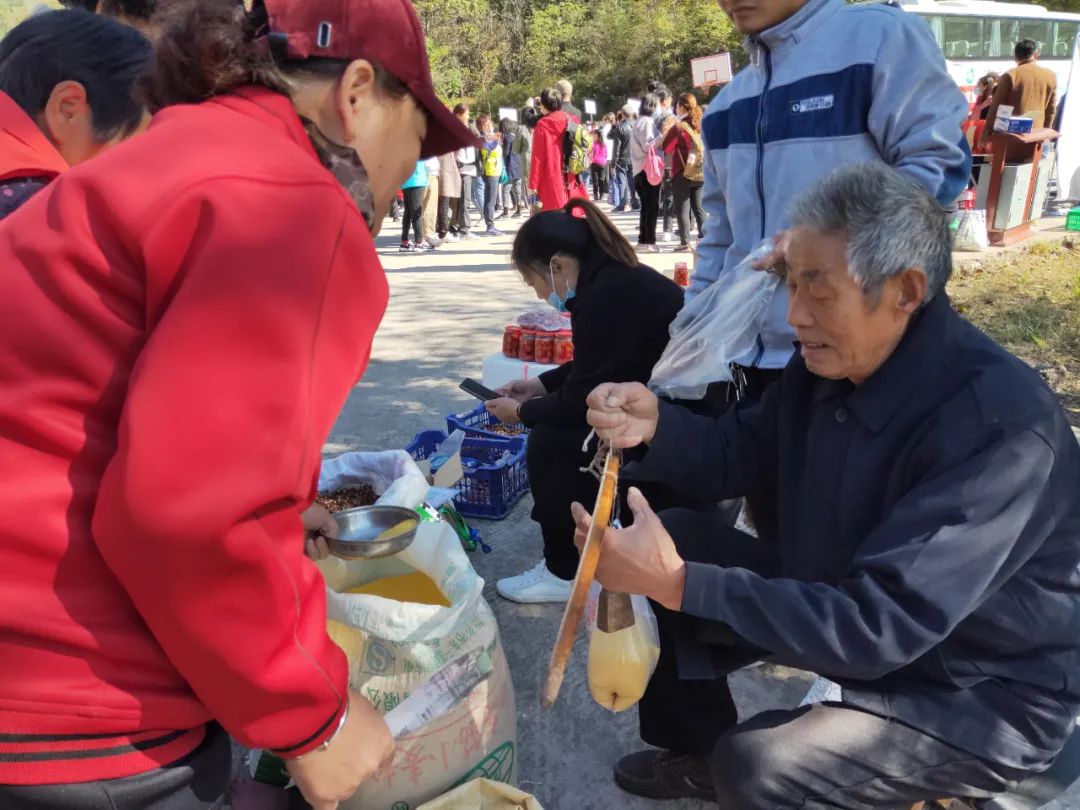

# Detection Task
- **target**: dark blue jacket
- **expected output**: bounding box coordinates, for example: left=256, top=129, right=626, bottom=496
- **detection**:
left=633, top=294, right=1080, bottom=771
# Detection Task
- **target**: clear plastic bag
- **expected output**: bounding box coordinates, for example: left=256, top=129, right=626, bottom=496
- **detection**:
left=649, top=240, right=781, bottom=400
left=584, top=584, right=661, bottom=713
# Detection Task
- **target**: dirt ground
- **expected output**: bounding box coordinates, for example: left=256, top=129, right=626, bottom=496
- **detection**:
left=950, top=236, right=1080, bottom=427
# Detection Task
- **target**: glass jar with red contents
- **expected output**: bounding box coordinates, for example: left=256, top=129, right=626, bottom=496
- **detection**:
left=518, top=329, right=537, bottom=362
left=535, top=332, right=555, bottom=365
left=554, top=330, right=574, bottom=365
left=674, top=262, right=691, bottom=288
left=502, top=325, right=522, bottom=359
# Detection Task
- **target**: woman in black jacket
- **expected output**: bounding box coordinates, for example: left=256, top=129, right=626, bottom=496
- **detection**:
left=486, top=198, right=684, bottom=603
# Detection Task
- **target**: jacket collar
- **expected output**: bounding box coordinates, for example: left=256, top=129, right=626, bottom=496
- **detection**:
left=746, top=0, right=842, bottom=58
left=0, top=91, right=68, bottom=183
left=204, top=86, right=321, bottom=167
left=564, top=244, right=620, bottom=311
left=843, top=293, right=956, bottom=433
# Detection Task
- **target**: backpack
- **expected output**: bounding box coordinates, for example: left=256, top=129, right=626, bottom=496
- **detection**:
left=679, top=122, right=706, bottom=183
left=563, top=120, right=593, bottom=177
left=481, top=142, right=503, bottom=177
left=644, top=143, right=664, bottom=186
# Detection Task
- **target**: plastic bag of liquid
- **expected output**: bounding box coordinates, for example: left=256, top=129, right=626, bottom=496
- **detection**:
left=584, top=584, right=661, bottom=713
left=649, top=240, right=781, bottom=400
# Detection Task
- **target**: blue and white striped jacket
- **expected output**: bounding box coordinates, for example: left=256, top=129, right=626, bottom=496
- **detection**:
left=689, top=0, right=972, bottom=369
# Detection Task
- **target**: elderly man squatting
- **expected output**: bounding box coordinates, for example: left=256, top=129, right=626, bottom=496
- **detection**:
left=578, top=163, right=1080, bottom=809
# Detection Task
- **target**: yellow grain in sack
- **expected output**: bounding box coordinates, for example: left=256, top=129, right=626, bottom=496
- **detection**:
left=344, top=571, right=450, bottom=607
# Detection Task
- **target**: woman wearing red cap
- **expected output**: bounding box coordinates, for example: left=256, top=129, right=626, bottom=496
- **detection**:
left=0, top=0, right=475, bottom=808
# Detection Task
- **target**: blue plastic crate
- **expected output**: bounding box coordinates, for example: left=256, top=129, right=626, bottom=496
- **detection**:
left=406, top=430, right=448, bottom=462
left=405, top=430, right=529, bottom=520
left=446, top=404, right=530, bottom=442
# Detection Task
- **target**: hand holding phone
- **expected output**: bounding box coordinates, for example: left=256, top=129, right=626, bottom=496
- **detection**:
left=459, top=378, right=501, bottom=402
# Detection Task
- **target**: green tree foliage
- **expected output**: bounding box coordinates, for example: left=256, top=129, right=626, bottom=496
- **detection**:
left=414, top=0, right=743, bottom=115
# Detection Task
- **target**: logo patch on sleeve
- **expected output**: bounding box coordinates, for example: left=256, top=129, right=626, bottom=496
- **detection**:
left=790, top=95, right=835, bottom=114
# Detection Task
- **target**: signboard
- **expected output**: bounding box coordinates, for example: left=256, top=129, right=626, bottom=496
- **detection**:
left=624, top=98, right=642, bottom=115
left=1056, top=33, right=1080, bottom=201
left=498, top=107, right=519, bottom=123
left=691, top=52, right=734, bottom=88
left=584, top=99, right=598, bottom=116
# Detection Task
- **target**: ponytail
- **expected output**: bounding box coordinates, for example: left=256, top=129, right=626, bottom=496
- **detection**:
left=678, top=92, right=703, bottom=132
left=511, top=197, right=639, bottom=276
left=564, top=198, right=639, bottom=268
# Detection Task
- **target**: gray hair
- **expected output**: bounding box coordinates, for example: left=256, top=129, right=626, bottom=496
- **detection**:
left=555, top=78, right=573, bottom=101
left=788, top=163, right=952, bottom=306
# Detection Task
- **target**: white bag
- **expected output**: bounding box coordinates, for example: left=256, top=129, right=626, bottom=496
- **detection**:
left=245, top=452, right=517, bottom=809
left=649, top=241, right=781, bottom=400
left=319, top=449, right=430, bottom=509
left=584, top=584, right=661, bottom=713
left=954, top=209, right=989, bottom=252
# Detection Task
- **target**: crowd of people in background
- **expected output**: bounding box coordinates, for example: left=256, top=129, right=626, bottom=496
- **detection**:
left=392, top=76, right=714, bottom=255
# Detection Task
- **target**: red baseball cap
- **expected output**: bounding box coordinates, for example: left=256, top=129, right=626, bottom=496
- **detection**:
left=262, top=0, right=477, bottom=158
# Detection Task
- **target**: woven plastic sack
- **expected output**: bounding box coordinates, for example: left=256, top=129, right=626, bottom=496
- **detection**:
left=954, top=209, right=988, bottom=252
left=417, top=778, right=544, bottom=810
left=649, top=240, right=781, bottom=400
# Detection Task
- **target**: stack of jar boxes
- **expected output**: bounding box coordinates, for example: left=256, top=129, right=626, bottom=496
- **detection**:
left=502, top=324, right=573, bottom=366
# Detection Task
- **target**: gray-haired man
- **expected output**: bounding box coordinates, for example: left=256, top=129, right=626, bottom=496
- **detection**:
left=581, top=164, right=1080, bottom=807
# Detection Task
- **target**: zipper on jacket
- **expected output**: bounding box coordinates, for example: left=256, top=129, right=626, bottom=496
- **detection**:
left=755, top=39, right=772, bottom=241
left=751, top=38, right=773, bottom=369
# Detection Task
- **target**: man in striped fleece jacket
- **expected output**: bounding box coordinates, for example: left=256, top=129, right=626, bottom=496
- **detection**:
left=687, top=0, right=971, bottom=401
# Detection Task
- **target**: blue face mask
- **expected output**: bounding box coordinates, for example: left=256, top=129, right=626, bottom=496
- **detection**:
left=547, top=267, right=576, bottom=312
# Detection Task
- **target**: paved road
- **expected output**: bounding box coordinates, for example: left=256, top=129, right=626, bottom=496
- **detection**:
left=327, top=206, right=1078, bottom=810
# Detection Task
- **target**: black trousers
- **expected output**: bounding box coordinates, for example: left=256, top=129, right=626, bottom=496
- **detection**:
left=452, top=175, right=474, bottom=234
left=672, top=173, right=705, bottom=246
left=527, top=423, right=603, bottom=580
left=660, top=168, right=674, bottom=233
left=642, top=511, right=1028, bottom=810
left=400, top=186, right=424, bottom=244
left=590, top=163, right=608, bottom=199
left=634, top=171, right=660, bottom=245
left=0, top=724, right=231, bottom=809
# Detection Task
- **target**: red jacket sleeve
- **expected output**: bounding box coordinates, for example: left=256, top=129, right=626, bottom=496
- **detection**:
left=91, top=178, right=387, bottom=755
left=528, top=121, right=546, bottom=192
left=662, top=126, right=680, bottom=154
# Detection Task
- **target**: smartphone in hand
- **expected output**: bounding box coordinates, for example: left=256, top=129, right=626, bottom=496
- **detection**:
left=459, top=378, right=502, bottom=402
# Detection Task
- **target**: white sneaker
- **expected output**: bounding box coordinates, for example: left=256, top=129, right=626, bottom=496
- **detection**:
left=661, top=230, right=676, bottom=243
left=496, top=561, right=573, bottom=604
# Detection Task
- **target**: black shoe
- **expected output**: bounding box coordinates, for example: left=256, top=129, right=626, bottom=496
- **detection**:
left=614, top=749, right=715, bottom=802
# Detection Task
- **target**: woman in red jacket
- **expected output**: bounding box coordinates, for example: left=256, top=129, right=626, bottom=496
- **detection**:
left=527, top=86, right=587, bottom=212
left=0, top=0, right=474, bottom=808
left=0, top=9, right=151, bottom=219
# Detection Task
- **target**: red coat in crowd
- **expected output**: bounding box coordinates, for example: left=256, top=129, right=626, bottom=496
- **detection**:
left=0, top=86, right=388, bottom=784
left=528, top=109, right=587, bottom=212
left=0, top=91, right=68, bottom=217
